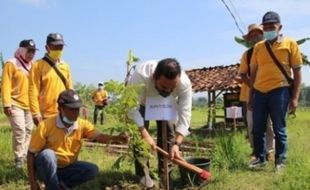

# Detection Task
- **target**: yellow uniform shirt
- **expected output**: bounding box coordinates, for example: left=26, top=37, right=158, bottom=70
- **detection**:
left=251, top=37, right=302, bottom=93
left=1, top=59, right=31, bottom=109
left=29, top=58, right=73, bottom=118
left=239, top=50, right=251, bottom=102
left=29, top=116, right=98, bottom=168
left=92, top=90, right=108, bottom=106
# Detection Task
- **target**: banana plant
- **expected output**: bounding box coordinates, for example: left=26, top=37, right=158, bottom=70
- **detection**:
left=297, top=37, right=310, bottom=45
left=297, top=38, right=310, bottom=65
left=234, top=37, right=310, bottom=65
left=234, top=36, right=252, bottom=48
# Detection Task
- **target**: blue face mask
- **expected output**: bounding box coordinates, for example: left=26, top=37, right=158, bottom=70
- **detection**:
left=264, top=31, right=278, bottom=41
left=62, top=116, right=75, bottom=125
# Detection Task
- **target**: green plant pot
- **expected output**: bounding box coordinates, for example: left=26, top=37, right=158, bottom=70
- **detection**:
left=179, top=157, right=211, bottom=186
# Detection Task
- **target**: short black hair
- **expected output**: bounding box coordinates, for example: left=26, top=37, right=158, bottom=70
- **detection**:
left=153, top=58, right=181, bottom=80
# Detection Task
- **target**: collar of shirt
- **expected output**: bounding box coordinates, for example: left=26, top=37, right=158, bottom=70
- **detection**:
left=56, top=115, right=78, bottom=135
left=276, top=34, right=284, bottom=43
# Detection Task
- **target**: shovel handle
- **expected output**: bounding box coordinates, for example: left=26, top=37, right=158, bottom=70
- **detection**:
left=156, top=146, right=203, bottom=174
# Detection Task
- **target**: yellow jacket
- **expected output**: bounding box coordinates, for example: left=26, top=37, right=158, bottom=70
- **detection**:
left=238, top=50, right=251, bottom=102
left=28, top=58, right=73, bottom=118
left=251, top=37, right=302, bottom=93
left=1, top=59, right=31, bottom=109
left=91, top=89, right=108, bottom=106
left=28, top=116, right=98, bottom=168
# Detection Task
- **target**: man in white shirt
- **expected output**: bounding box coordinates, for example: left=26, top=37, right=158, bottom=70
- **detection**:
left=128, top=58, right=192, bottom=188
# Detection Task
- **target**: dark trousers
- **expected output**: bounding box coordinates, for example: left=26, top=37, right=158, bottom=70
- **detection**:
left=134, top=106, right=175, bottom=179
left=36, top=149, right=98, bottom=189
left=93, top=105, right=104, bottom=125
left=252, top=87, right=290, bottom=163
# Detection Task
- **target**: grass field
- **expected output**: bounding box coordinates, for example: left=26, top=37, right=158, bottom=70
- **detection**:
left=0, top=108, right=309, bottom=190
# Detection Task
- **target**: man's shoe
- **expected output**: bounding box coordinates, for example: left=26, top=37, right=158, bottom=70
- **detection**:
left=249, top=158, right=266, bottom=168
left=275, top=158, right=285, bottom=172
left=275, top=163, right=285, bottom=172
left=139, top=175, right=154, bottom=189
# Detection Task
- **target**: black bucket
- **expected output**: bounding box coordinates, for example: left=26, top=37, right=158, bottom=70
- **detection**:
left=179, top=157, right=211, bottom=186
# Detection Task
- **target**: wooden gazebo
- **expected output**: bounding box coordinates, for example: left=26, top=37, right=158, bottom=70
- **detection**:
left=186, top=63, right=242, bottom=129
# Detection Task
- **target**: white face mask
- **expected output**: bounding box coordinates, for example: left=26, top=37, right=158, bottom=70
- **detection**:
left=62, top=115, right=75, bottom=125
left=264, top=30, right=278, bottom=41
left=98, top=86, right=103, bottom=90
left=60, top=107, right=77, bottom=126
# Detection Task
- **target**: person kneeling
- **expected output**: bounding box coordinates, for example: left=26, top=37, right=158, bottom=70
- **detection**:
left=27, top=89, right=128, bottom=190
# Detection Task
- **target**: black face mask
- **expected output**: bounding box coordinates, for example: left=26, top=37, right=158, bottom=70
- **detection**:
left=155, top=85, right=172, bottom=98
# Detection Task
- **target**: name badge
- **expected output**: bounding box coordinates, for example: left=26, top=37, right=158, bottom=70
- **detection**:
left=145, top=96, right=177, bottom=121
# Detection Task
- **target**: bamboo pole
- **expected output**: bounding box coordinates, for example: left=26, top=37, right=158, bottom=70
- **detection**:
left=84, top=141, right=213, bottom=153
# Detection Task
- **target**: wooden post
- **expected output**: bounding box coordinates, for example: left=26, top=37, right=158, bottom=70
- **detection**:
left=162, top=121, right=169, bottom=190
left=212, top=91, right=216, bottom=127
left=207, top=92, right=212, bottom=129
left=233, top=116, right=237, bottom=131
left=233, top=106, right=237, bottom=131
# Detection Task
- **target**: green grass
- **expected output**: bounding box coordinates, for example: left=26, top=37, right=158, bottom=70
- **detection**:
left=0, top=109, right=309, bottom=189
left=201, top=110, right=310, bottom=190
left=190, top=107, right=225, bottom=128
left=0, top=115, right=29, bottom=190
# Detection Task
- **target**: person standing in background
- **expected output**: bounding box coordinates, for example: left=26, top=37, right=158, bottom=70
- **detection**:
left=29, top=33, right=73, bottom=126
left=238, top=24, right=274, bottom=160
left=1, top=39, right=37, bottom=168
left=91, top=82, right=108, bottom=125
left=249, top=11, right=302, bottom=170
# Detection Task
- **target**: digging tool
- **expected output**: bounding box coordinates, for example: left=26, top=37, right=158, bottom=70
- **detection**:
left=161, top=121, right=170, bottom=190
left=156, top=146, right=211, bottom=181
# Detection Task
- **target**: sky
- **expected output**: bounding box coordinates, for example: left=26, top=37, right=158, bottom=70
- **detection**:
left=1, top=0, right=310, bottom=87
